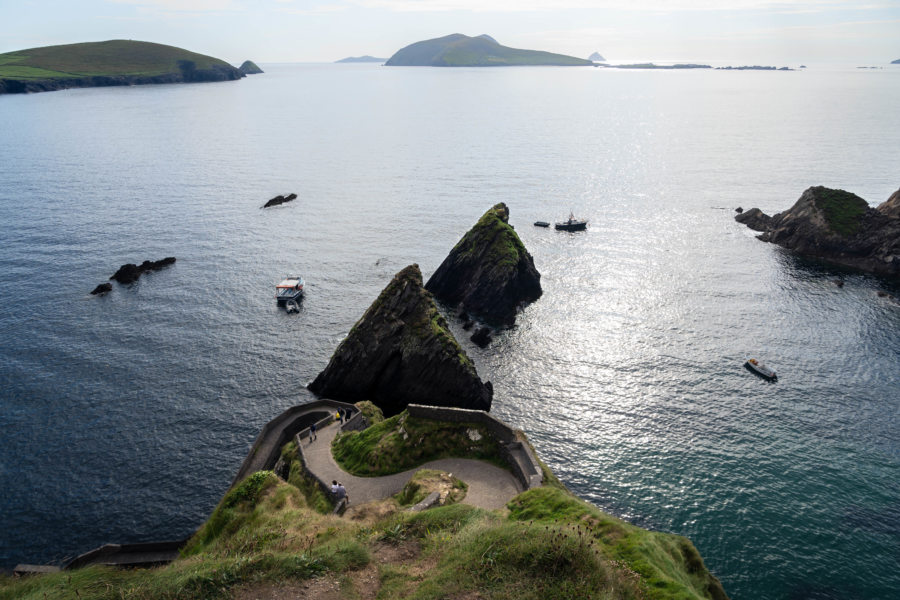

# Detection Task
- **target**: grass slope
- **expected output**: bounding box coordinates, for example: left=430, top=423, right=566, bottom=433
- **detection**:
left=0, top=40, right=234, bottom=80
left=386, top=33, right=592, bottom=67
left=810, top=186, right=868, bottom=237
left=332, top=410, right=505, bottom=476
left=0, top=418, right=728, bottom=600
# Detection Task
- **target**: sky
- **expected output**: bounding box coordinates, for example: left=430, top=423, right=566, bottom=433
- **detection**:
left=3, top=0, right=899, bottom=65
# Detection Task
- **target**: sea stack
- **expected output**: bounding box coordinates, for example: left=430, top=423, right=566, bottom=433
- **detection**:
left=308, top=264, right=492, bottom=415
left=426, top=203, right=542, bottom=326
left=735, top=186, right=900, bottom=276
left=238, top=60, right=263, bottom=74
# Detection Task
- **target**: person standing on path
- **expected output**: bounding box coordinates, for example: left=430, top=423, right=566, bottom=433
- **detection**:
left=309, top=422, right=317, bottom=442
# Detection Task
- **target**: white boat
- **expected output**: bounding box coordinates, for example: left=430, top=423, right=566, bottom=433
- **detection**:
left=276, top=275, right=304, bottom=305
left=744, top=358, right=777, bottom=380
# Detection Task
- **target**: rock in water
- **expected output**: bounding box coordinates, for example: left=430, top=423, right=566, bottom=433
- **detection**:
left=735, top=186, right=900, bottom=276
left=263, top=193, right=297, bottom=208
left=90, top=282, right=112, bottom=295
left=425, top=203, right=542, bottom=326
left=109, top=257, right=176, bottom=284
left=308, top=264, right=492, bottom=415
left=239, top=60, right=264, bottom=74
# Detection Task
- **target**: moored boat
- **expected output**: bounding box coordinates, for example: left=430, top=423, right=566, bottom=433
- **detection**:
left=276, top=275, right=304, bottom=305
left=744, top=358, right=777, bottom=380
left=555, top=213, right=587, bottom=231
left=534, top=221, right=550, bottom=228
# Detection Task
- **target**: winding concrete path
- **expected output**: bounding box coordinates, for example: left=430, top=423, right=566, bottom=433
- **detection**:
left=303, top=420, right=522, bottom=510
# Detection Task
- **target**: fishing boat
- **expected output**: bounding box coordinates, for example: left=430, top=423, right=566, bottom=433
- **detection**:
left=275, top=275, right=304, bottom=306
left=555, top=213, right=587, bottom=231
left=744, top=358, right=777, bottom=381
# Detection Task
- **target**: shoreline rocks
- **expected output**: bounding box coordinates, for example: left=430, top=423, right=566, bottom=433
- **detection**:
left=735, top=186, right=900, bottom=277
left=90, top=283, right=112, bottom=296
left=426, top=203, right=542, bottom=327
left=308, top=264, right=492, bottom=415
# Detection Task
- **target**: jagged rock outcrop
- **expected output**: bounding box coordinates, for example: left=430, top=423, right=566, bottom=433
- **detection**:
left=110, top=257, right=176, bottom=284
left=426, top=203, right=542, bottom=326
left=90, top=283, right=112, bottom=295
left=308, top=264, right=492, bottom=415
left=735, top=186, right=900, bottom=276
left=734, top=207, right=773, bottom=231
left=239, top=60, right=263, bottom=74
left=263, top=193, right=297, bottom=208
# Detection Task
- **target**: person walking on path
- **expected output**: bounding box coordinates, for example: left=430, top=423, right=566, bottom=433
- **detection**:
left=336, top=482, right=348, bottom=504
left=338, top=409, right=344, bottom=424
left=309, top=422, right=317, bottom=442
left=331, top=480, right=339, bottom=496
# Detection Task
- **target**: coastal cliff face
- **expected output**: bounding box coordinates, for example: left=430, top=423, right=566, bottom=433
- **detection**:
left=426, top=203, right=542, bottom=326
left=735, top=186, right=900, bottom=276
left=308, top=264, right=492, bottom=415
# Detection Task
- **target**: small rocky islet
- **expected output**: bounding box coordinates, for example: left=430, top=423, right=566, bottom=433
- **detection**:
left=308, top=264, right=493, bottom=416
left=92, top=257, right=176, bottom=293
left=735, top=185, right=900, bottom=276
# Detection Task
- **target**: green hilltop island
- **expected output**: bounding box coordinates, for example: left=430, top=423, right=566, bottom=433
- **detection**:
left=0, top=40, right=254, bottom=94
left=385, top=33, right=593, bottom=67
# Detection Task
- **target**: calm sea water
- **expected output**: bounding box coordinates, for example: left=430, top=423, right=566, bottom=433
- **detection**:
left=1, top=63, right=898, bottom=599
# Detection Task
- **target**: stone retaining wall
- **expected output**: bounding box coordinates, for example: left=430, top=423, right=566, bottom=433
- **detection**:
left=406, top=404, right=543, bottom=490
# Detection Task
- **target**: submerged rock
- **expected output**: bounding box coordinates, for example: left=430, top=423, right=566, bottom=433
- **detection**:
left=263, top=193, right=297, bottom=208
left=735, top=186, right=900, bottom=276
left=308, top=264, right=492, bottom=415
left=470, top=327, right=493, bottom=348
left=426, top=203, right=542, bottom=326
left=110, top=257, right=176, bottom=284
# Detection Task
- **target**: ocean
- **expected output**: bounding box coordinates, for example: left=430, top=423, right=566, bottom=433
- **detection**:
left=1, top=62, right=898, bottom=599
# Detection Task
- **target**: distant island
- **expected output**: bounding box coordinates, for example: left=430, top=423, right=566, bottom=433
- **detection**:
left=596, top=63, right=792, bottom=71
left=589, top=52, right=606, bottom=62
left=385, top=33, right=592, bottom=67
left=336, top=55, right=386, bottom=63
left=239, top=60, right=263, bottom=74
left=0, top=40, right=245, bottom=94
left=892, top=59, right=900, bottom=64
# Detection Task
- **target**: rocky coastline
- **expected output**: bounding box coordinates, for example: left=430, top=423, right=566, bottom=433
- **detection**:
left=0, top=66, right=242, bottom=95
left=735, top=186, right=900, bottom=276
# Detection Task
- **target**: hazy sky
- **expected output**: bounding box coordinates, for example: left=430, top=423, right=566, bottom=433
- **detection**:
left=4, top=1, right=899, bottom=65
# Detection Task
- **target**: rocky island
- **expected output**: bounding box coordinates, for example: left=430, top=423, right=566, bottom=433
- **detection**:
left=308, top=264, right=493, bottom=415
left=385, top=33, right=592, bottom=67
left=892, top=59, right=900, bottom=64
left=0, top=40, right=244, bottom=95
left=426, top=203, right=542, bottom=327
left=335, top=55, right=386, bottom=63
left=238, top=60, right=263, bottom=74
left=735, top=186, right=900, bottom=276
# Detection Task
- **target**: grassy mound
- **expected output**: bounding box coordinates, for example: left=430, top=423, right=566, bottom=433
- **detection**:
left=811, top=186, right=868, bottom=236
left=394, top=469, right=468, bottom=507
left=0, top=40, right=234, bottom=80
left=332, top=410, right=504, bottom=476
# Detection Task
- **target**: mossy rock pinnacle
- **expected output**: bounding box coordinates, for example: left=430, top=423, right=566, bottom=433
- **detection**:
left=309, top=264, right=492, bottom=415
left=426, top=203, right=542, bottom=326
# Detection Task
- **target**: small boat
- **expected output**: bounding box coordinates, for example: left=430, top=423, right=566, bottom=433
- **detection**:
left=276, top=275, right=304, bottom=305
left=744, top=358, right=777, bottom=381
left=285, top=299, right=300, bottom=313
left=534, top=221, right=550, bottom=228
left=555, top=213, right=588, bottom=231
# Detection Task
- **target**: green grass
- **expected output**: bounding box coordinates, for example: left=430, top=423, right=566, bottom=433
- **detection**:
left=452, top=203, right=528, bottom=272
left=332, top=410, right=505, bottom=476
left=393, top=469, right=468, bottom=506
left=354, top=400, right=385, bottom=425
left=0, top=40, right=232, bottom=79
left=811, top=186, right=868, bottom=236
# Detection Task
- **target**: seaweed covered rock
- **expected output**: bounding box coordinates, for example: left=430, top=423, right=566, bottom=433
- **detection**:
left=735, top=186, right=900, bottom=276
left=426, top=203, right=542, bottom=326
left=308, top=264, right=492, bottom=415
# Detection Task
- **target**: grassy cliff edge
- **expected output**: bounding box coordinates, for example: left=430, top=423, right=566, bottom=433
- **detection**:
left=0, top=410, right=727, bottom=600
